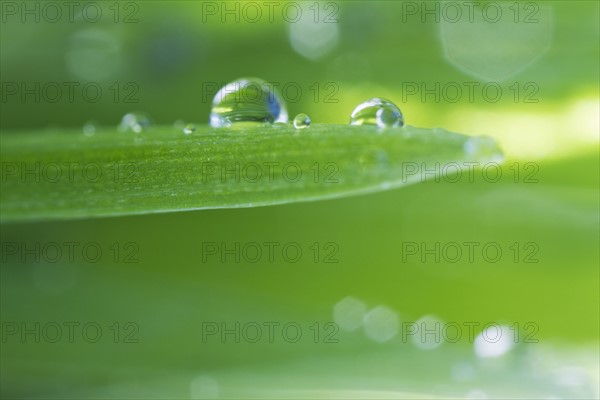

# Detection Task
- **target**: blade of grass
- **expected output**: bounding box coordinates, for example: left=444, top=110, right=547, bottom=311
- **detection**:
left=0, top=124, right=502, bottom=222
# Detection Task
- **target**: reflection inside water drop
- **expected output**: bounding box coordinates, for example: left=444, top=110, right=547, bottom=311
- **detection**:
left=210, top=77, right=288, bottom=128
left=293, top=113, right=311, bottom=129
left=350, top=98, right=404, bottom=128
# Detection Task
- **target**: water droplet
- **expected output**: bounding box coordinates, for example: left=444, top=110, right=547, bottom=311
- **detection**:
left=293, top=113, right=311, bottom=129
left=210, top=77, right=287, bottom=128
left=183, top=124, right=196, bottom=135
left=82, top=121, right=97, bottom=136
left=463, top=136, right=504, bottom=163
left=350, top=98, right=404, bottom=128
left=119, top=112, right=151, bottom=133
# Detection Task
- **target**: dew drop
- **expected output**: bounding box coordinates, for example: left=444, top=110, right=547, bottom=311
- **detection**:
left=293, top=113, right=311, bottom=129
left=463, top=136, right=504, bottom=163
left=119, top=112, right=151, bottom=133
left=183, top=124, right=196, bottom=135
left=210, top=77, right=287, bottom=128
left=82, top=121, right=97, bottom=136
left=350, top=98, right=404, bottom=128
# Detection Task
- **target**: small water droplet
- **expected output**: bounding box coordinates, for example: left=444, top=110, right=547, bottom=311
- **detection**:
left=82, top=121, right=97, bottom=136
left=183, top=124, right=196, bottom=134
left=350, top=98, right=404, bottom=128
left=293, top=113, right=311, bottom=129
left=464, top=136, right=504, bottom=163
left=210, top=77, right=287, bottom=128
left=119, top=112, right=151, bottom=133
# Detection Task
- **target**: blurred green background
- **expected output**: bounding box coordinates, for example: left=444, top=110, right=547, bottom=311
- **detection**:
left=1, top=1, right=598, bottom=398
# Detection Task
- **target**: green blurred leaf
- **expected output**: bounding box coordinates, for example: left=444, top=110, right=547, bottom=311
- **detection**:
left=0, top=124, right=501, bottom=222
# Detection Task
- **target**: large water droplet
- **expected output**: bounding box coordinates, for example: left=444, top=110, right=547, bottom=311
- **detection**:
left=293, top=113, right=311, bottom=129
left=119, top=112, right=151, bottom=133
left=210, top=77, right=287, bottom=128
left=350, top=98, right=404, bottom=128
left=183, top=124, right=196, bottom=134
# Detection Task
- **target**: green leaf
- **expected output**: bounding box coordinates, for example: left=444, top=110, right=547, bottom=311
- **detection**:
left=0, top=124, right=502, bottom=222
